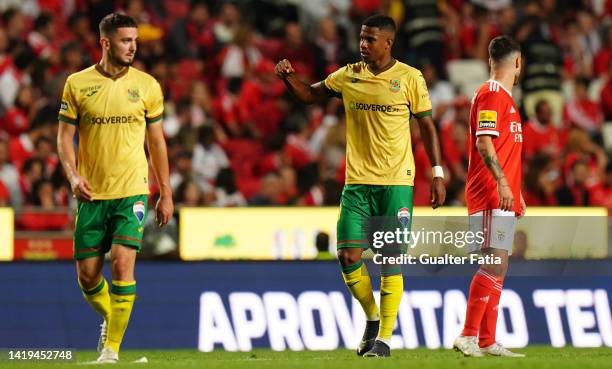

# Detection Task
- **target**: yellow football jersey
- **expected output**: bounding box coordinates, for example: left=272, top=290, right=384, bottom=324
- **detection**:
left=58, top=64, right=164, bottom=200
left=324, top=61, right=432, bottom=186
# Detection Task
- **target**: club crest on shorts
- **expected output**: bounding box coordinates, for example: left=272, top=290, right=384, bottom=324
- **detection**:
left=133, top=201, right=145, bottom=224
left=397, top=207, right=411, bottom=227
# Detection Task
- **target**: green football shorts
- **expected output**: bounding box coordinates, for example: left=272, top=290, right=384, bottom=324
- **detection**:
left=337, top=184, right=414, bottom=250
left=73, top=194, right=148, bottom=260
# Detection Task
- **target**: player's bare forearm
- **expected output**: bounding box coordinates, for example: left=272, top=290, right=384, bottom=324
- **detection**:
left=416, top=115, right=442, bottom=166
left=147, top=121, right=174, bottom=226
left=146, top=123, right=171, bottom=197
left=275, top=59, right=328, bottom=105
left=416, top=115, right=446, bottom=208
left=475, top=135, right=506, bottom=183
left=284, top=77, right=327, bottom=105
left=57, top=121, right=78, bottom=183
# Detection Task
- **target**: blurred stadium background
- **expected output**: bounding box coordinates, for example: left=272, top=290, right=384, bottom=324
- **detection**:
left=0, top=0, right=611, bottom=356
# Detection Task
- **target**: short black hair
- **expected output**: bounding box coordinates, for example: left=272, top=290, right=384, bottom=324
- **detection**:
left=362, top=14, right=396, bottom=33
left=99, top=13, right=137, bottom=37
left=488, top=35, right=521, bottom=63
left=34, top=13, right=53, bottom=31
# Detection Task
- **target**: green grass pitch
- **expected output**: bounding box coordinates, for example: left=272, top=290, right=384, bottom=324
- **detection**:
left=3, top=347, right=611, bottom=369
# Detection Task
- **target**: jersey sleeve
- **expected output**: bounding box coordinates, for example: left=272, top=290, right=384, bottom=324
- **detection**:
left=58, top=77, right=78, bottom=125
left=406, top=71, right=432, bottom=118
left=323, top=65, right=347, bottom=96
left=144, top=79, right=164, bottom=124
left=475, top=92, right=503, bottom=137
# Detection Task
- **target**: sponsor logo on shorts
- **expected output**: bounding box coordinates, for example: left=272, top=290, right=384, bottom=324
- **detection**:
left=133, top=201, right=145, bottom=224
left=397, top=207, right=411, bottom=227
left=497, top=230, right=506, bottom=241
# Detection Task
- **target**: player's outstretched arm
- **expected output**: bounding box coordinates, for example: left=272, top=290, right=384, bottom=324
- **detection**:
left=146, top=121, right=174, bottom=227
left=275, top=59, right=329, bottom=105
left=475, top=135, right=514, bottom=212
left=416, top=115, right=446, bottom=209
left=57, top=121, right=92, bottom=201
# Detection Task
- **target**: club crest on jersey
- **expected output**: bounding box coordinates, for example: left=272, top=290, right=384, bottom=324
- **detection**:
left=389, top=79, right=401, bottom=92
left=478, top=110, right=497, bottom=129
left=127, top=88, right=140, bottom=103
left=397, top=207, right=411, bottom=227
left=133, top=201, right=145, bottom=224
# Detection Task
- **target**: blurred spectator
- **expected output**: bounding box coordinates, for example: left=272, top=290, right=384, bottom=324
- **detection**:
left=523, top=153, right=559, bottom=206
left=269, top=22, right=318, bottom=80
left=298, top=0, right=351, bottom=37
left=213, top=1, right=241, bottom=45
left=2, top=8, right=28, bottom=45
left=239, top=59, right=286, bottom=139
left=8, top=108, right=54, bottom=170
left=590, top=162, right=612, bottom=210
left=218, top=24, right=262, bottom=79
left=192, top=125, right=230, bottom=185
left=510, top=230, right=528, bottom=260
left=2, top=85, right=35, bottom=137
left=314, top=17, right=343, bottom=74
left=20, top=157, right=45, bottom=199
left=0, top=48, right=35, bottom=110
left=67, top=12, right=99, bottom=64
left=521, top=15, right=564, bottom=123
left=170, top=150, right=194, bottom=191
left=249, top=172, right=282, bottom=206
left=314, top=231, right=334, bottom=260
left=563, top=77, right=604, bottom=140
left=0, top=139, right=21, bottom=207
left=0, top=179, right=8, bottom=206
left=33, top=136, right=58, bottom=175
left=601, top=60, right=612, bottom=120
left=440, top=97, right=469, bottom=182
left=189, top=80, right=214, bottom=128
left=18, top=178, right=68, bottom=231
left=27, top=13, right=57, bottom=62
left=210, top=167, right=246, bottom=207
left=401, top=0, right=445, bottom=77
left=594, top=25, right=612, bottom=77
left=175, top=179, right=203, bottom=207
left=556, top=159, right=596, bottom=206
left=167, top=0, right=214, bottom=59
left=423, top=62, right=455, bottom=123
left=523, top=100, right=561, bottom=160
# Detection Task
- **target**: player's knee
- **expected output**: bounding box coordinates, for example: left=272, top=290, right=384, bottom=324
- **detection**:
left=337, top=248, right=361, bottom=267
left=77, top=270, right=101, bottom=289
left=110, top=256, right=134, bottom=280
left=481, top=260, right=508, bottom=278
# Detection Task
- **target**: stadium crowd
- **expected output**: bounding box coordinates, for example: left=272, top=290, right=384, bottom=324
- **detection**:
left=0, top=0, right=611, bottom=232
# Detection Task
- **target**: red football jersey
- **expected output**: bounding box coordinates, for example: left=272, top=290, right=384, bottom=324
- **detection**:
left=466, top=80, right=523, bottom=215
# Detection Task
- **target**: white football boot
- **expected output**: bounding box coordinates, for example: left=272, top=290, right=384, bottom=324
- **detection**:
left=480, top=342, right=525, bottom=357
left=453, top=335, right=484, bottom=357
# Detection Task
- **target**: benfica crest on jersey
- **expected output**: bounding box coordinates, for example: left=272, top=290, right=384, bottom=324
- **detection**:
left=389, top=79, right=400, bottom=92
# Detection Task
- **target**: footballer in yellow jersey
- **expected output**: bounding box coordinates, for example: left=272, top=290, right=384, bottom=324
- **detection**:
left=276, top=15, right=446, bottom=357
left=57, top=13, right=173, bottom=363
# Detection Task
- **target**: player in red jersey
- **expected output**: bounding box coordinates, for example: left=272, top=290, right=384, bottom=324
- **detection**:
left=453, top=36, right=526, bottom=358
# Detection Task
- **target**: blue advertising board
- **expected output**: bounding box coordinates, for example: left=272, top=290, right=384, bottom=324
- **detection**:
left=0, top=261, right=610, bottom=350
